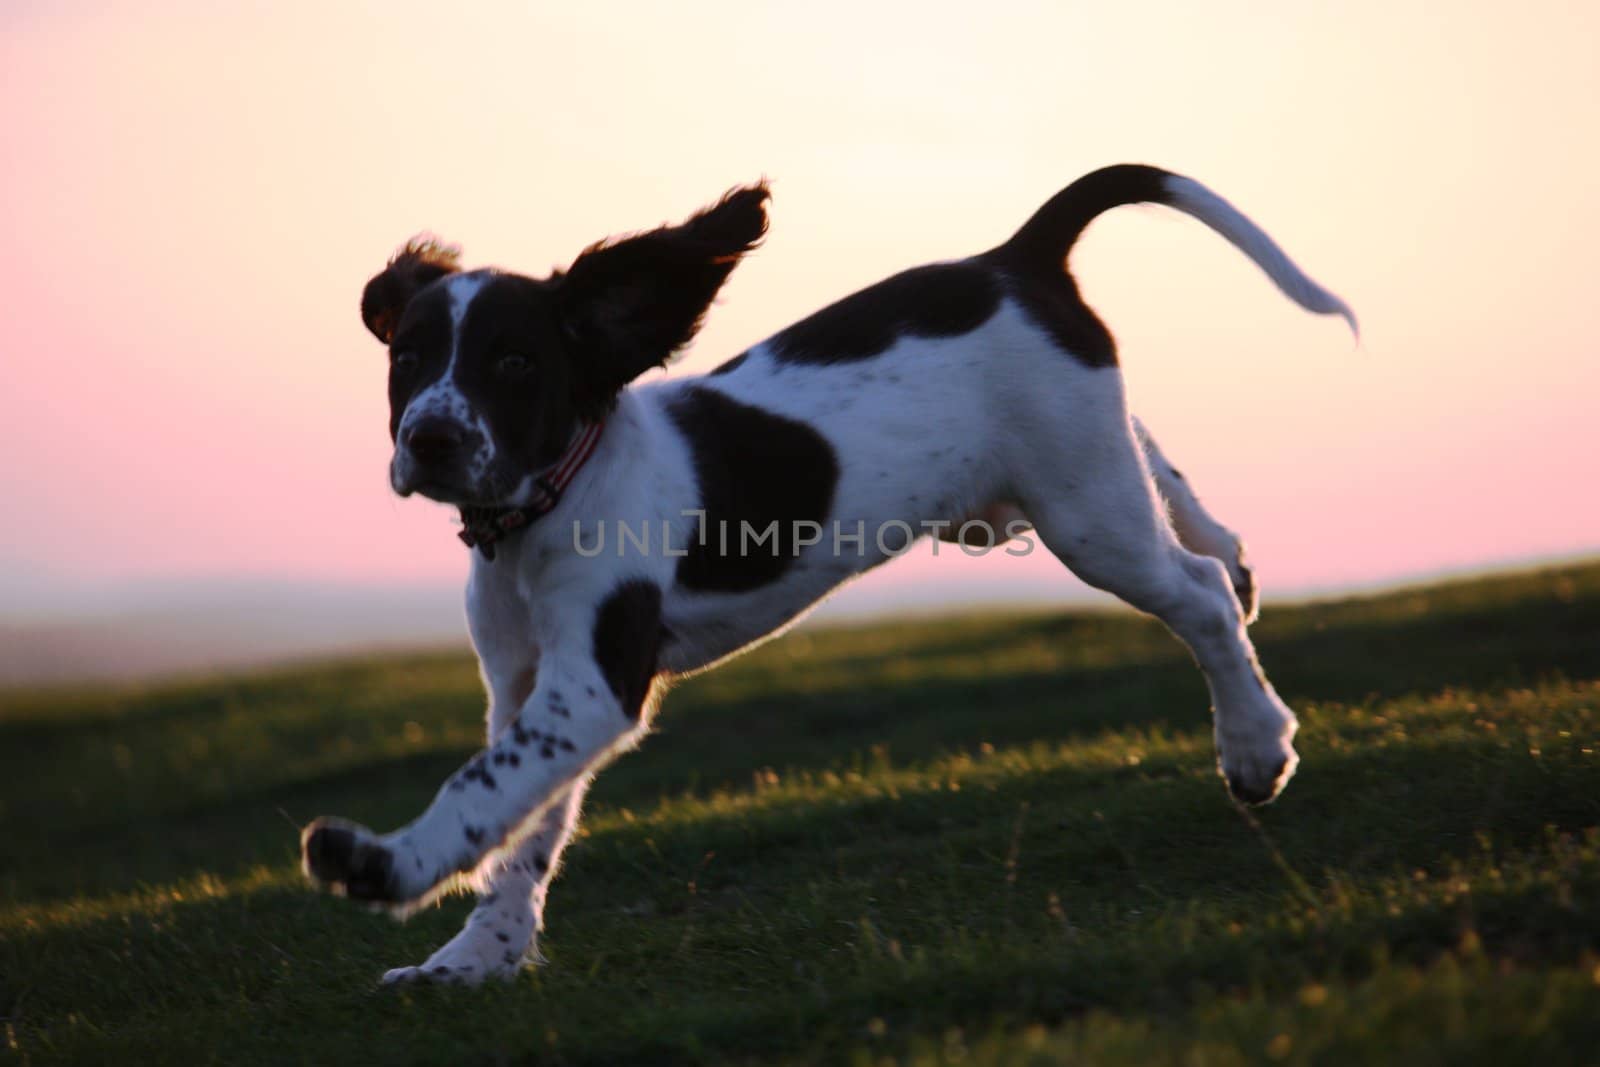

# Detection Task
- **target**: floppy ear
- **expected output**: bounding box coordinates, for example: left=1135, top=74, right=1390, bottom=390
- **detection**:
left=557, top=182, right=769, bottom=400
left=360, top=236, right=462, bottom=344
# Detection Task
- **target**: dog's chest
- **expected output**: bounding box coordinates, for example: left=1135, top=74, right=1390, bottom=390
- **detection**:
left=466, top=560, right=543, bottom=677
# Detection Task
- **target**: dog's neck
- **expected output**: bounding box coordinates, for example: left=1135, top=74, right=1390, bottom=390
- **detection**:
left=457, top=420, right=606, bottom=560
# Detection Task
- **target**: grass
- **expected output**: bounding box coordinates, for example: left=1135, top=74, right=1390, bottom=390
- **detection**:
left=2, top=563, right=1598, bottom=1064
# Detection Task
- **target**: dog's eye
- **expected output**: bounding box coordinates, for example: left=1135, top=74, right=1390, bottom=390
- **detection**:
left=496, top=354, right=532, bottom=376
left=391, top=351, right=419, bottom=373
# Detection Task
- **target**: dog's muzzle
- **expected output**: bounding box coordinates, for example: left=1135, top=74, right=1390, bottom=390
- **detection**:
left=392, top=416, right=486, bottom=499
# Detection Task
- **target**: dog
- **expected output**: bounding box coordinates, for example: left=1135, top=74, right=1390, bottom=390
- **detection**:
left=302, top=163, right=1355, bottom=984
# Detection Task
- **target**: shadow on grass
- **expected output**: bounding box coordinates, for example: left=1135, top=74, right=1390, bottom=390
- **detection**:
left=5, top=736, right=1596, bottom=1064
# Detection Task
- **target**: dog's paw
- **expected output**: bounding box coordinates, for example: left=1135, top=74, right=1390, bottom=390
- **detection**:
left=1217, top=717, right=1298, bottom=806
left=380, top=944, right=531, bottom=988
left=301, top=817, right=408, bottom=903
left=1216, top=703, right=1292, bottom=806
left=379, top=957, right=526, bottom=987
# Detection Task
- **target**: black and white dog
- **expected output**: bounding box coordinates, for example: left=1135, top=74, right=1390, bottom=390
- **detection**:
left=302, top=164, right=1355, bottom=984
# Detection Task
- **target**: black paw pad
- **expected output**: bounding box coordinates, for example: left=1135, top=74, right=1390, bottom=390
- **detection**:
left=1226, top=773, right=1280, bottom=807
left=301, top=819, right=397, bottom=901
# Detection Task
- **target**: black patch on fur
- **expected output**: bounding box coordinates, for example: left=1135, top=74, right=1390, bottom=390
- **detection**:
left=534, top=853, right=550, bottom=874
left=465, top=756, right=483, bottom=775
left=448, top=273, right=583, bottom=454
left=982, top=163, right=1178, bottom=369
left=462, top=755, right=499, bottom=791
left=999, top=164, right=1172, bottom=274
left=592, top=580, right=664, bottom=721
left=361, top=238, right=461, bottom=345
left=769, top=263, right=1000, bottom=365
left=558, top=184, right=770, bottom=414
left=665, top=387, right=839, bottom=592
left=979, top=252, right=1118, bottom=368
left=709, top=351, right=749, bottom=376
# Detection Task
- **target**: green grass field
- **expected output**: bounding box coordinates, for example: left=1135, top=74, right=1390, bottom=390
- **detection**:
left=3, top=564, right=1599, bottom=1065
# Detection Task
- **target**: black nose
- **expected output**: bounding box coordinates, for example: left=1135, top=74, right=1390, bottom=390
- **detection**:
left=404, top=417, right=466, bottom=462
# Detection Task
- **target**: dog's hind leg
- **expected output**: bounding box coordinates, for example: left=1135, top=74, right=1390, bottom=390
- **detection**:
left=1011, top=380, right=1297, bottom=804
left=1133, top=417, right=1258, bottom=623
left=954, top=419, right=1259, bottom=620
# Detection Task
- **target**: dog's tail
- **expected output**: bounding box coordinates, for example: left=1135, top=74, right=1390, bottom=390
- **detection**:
left=996, top=164, right=1358, bottom=337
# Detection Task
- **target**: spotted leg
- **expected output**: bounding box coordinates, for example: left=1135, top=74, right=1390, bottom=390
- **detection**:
left=378, top=778, right=590, bottom=985
left=301, top=582, right=663, bottom=919
left=377, top=632, right=593, bottom=986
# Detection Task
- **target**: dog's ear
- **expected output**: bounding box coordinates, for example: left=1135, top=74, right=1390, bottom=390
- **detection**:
left=557, top=183, right=769, bottom=403
left=360, top=236, right=462, bottom=344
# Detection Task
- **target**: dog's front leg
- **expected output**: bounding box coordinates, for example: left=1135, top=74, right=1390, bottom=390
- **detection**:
left=301, top=664, right=646, bottom=913
left=301, top=583, right=662, bottom=915
left=377, top=779, right=591, bottom=985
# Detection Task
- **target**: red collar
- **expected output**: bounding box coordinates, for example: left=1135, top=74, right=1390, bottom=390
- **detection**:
left=457, top=421, right=605, bottom=560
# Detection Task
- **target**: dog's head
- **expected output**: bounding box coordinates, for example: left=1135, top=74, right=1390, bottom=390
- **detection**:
left=360, top=183, right=769, bottom=506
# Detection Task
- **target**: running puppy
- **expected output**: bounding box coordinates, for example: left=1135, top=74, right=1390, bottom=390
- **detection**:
left=303, top=164, right=1356, bottom=984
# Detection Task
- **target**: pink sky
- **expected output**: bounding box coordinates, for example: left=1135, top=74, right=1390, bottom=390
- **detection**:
left=2, top=1, right=1596, bottom=618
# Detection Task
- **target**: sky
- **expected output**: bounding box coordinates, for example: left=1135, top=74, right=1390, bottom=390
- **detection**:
left=2, top=0, right=1597, bottom=624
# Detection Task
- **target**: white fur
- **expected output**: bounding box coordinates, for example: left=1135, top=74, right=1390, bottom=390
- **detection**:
left=317, top=177, right=1351, bottom=985
left=390, top=273, right=496, bottom=495
left=1161, top=176, right=1359, bottom=337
